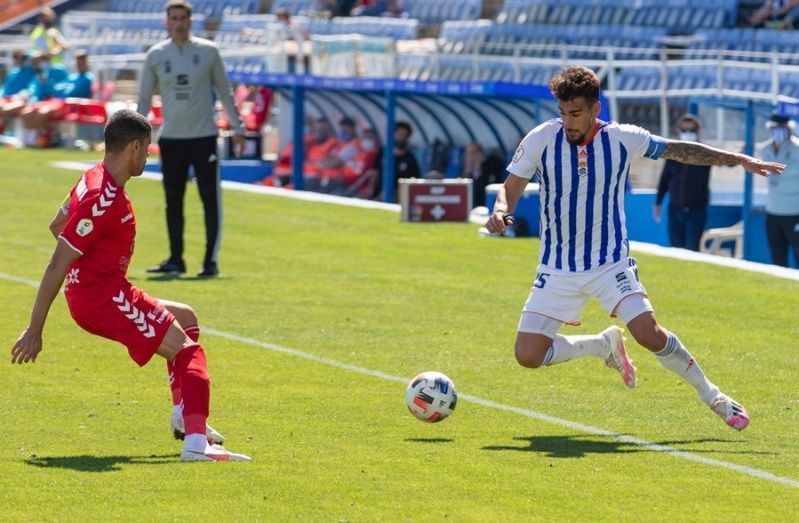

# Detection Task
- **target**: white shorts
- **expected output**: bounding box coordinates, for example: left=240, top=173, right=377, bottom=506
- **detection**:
left=517, top=257, right=654, bottom=331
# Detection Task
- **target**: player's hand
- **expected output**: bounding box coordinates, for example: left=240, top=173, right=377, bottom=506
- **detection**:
left=486, top=210, right=514, bottom=234
left=652, top=204, right=661, bottom=223
left=232, top=134, right=247, bottom=158
left=740, top=156, right=786, bottom=177
left=11, top=327, right=43, bottom=364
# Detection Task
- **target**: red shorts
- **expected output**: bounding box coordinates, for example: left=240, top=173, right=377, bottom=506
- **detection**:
left=69, top=281, right=175, bottom=367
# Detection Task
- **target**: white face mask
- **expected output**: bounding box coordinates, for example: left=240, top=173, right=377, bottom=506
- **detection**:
left=679, top=131, right=698, bottom=142
left=771, top=127, right=790, bottom=145
left=361, top=139, right=376, bottom=151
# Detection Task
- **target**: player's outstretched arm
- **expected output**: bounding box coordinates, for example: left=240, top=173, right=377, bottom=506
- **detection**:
left=662, top=140, right=786, bottom=177
left=11, top=239, right=80, bottom=364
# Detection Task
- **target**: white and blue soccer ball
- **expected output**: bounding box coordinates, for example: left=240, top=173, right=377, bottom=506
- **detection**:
left=405, top=371, right=458, bottom=423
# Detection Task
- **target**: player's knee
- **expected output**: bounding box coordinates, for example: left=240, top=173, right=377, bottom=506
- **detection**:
left=515, top=343, right=545, bottom=369
left=171, top=304, right=197, bottom=328
left=630, top=325, right=666, bottom=352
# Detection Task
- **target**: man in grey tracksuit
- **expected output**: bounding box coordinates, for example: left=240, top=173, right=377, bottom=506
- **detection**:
left=137, top=0, right=245, bottom=278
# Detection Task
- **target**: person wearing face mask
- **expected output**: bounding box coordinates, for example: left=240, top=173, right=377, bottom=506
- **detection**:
left=302, top=117, right=342, bottom=191
left=759, top=112, right=799, bottom=266
left=368, top=120, right=420, bottom=201
left=653, top=114, right=711, bottom=252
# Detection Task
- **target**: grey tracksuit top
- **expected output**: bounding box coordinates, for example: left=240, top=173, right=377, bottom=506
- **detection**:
left=137, top=36, right=244, bottom=139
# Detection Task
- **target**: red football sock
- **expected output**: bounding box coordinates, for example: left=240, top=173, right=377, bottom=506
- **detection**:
left=173, top=343, right=210, bottom=436
left=166, top=325, right=200, bottom=407
left=167, top=360, right=182, bottom=406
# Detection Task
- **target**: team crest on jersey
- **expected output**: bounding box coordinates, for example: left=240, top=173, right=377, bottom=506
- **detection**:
left=512, top=144, right=524, bottom=163
left=66, top=268, right=80, bottom=286
left=76, top=218, right=94, bottom=237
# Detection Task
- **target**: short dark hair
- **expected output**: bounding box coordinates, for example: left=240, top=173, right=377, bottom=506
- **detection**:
left=677, top=113, right=701, bottom=129
left=396, top=121, right=412, bottom=135
left=165, top=0, right=192, bottom=16
left=549, top=66, right=600, bottom=104
left=105, top=110, right=152, bottom=153
left=339, top=116, right=355, bottom=128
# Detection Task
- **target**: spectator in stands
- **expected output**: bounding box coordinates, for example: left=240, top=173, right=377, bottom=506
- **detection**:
left=0, top=49, right=33, bottom=133
left=320, top=118, right=383, bottom=193
left=749, top=0, right=799, bottom=28
left=332, top=0, right=359, bottom=16
left=0, top=52, right=45, bottom=135
left=347, top=126, right=381, bottom=195
left=759, top=112, right=799, bottom=266
left=302, top=117, right=342, bottom=190
left=29, top=7, right=69, bottom=64
left=653, top=114, right=711, bottom=252
left=351, top=0, right=384, bottom=16
left=138, top=0, right=246, bottom=278
left=1, top=49, right=33, bottom=99
left=368, top=120, right=420, bottom=201
left=319, top=116, right=360, bottom=169
left=352, top=0, right=405, bottom=17
left=20, top=50, right=94, bottom=144
left=461, top=141, right=506, bottom=208
left=16, top=52, right=68, bottom=146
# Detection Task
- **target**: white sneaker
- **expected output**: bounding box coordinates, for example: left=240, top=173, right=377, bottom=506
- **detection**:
left=180, top=443, right=252, bottom=462
left=709, top=392, right=750, bottom=431
left=170, top=412, right=225, bottom=444
left=601, top=326, right=637, bottom=389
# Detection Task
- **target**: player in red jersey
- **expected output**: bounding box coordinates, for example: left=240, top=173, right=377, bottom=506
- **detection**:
left=11, top=109, right=250, bottom=462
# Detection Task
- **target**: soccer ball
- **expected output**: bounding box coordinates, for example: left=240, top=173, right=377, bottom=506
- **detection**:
left=405, top=371, right=458, bottom=423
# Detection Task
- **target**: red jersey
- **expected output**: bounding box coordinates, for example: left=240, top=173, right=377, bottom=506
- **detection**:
left=59, top=163, right=135, bottom=316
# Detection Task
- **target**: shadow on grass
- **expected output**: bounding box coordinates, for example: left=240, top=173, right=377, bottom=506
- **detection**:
left=405, top=438, right=455, bottom=443
left=25, top=453, right=179, bottom=472
left=482, top=435, right=756, bottom=458
left=143, top=274, right=233, bottom=283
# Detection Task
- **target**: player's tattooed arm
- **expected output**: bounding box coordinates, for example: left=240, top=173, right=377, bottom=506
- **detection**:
left=662, top=140, right=786, bottom=177
left=662, top=140, right=744, bottom=165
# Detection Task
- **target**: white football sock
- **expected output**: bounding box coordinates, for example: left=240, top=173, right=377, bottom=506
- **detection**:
left=655, top=331, right=719, bottom=404
left=183, top=433, right=208, bottom=453
left=543, top=333, right=610, bottom=366
left=172, top=403, right=183, bottom=418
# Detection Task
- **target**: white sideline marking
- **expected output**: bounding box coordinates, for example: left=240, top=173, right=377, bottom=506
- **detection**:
left=2, top=270, right=797, bottom=489
left=204, top=326, right=799, bottom=490
left=51, top=160, right=799, bottom=282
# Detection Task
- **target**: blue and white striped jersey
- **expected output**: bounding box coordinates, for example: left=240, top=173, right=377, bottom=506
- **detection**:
left=508, top=119, right=666, bottom=273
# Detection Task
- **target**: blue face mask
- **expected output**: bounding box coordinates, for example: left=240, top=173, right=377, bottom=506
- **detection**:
left=771, top=126, right=790, bottom=145
left=39, top=61, right=51, bottom=74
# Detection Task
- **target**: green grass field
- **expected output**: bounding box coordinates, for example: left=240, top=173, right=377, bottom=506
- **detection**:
left=1, top=148, right=797, bottom=521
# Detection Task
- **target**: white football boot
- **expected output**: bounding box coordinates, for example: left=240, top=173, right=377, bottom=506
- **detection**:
left=601, top=326, right=638, bottom=389
left=180, top=442, right=252, bottom=462
left=709, top=392, right=750, bottom=431
left=171, top=411, right=225, bottom=445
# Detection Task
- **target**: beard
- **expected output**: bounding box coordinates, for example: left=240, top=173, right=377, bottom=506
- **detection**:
left=565, top=131, right=586, bottom=145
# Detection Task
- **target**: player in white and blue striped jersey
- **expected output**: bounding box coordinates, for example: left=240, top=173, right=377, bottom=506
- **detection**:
left=487, top=66, right=785, bottom=431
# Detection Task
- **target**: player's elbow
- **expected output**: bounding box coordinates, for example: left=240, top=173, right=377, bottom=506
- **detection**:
left=49, top=221, right=62, bottom=239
